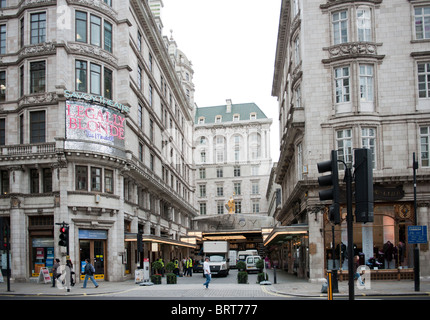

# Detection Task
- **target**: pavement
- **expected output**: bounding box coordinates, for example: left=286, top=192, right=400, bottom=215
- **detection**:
left=0, top=268, right=429, bottom=299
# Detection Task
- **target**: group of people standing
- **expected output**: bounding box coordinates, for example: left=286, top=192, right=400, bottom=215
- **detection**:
left=155, top=256, right=195, bottom=277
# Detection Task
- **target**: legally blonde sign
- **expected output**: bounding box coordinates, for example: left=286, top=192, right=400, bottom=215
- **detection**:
left=65, top=100, right=126, bottom=158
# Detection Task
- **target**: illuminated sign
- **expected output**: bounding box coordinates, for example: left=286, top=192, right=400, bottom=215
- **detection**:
left=65, top=100, right=126, bottom=158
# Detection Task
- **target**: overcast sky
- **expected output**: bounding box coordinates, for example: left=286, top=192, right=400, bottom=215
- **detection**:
left=161, top=0, right=282, bottom=162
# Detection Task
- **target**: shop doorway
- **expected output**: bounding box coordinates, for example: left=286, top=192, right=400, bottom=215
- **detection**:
left=79, top=239, right=106, bottom=280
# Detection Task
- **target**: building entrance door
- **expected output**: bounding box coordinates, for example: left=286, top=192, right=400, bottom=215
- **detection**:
left=79, top=239, right=106, bottom=280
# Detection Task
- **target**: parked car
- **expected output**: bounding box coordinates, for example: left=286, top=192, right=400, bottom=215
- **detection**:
left=193, top=259, right=204, bottom=273
left=245, top=255, right=262, bottom=273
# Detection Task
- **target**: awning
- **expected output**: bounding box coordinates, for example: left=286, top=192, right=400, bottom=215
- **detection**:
left=125, top=233, right=197, bottom=249
left=263, top=225, right=308, bottom=246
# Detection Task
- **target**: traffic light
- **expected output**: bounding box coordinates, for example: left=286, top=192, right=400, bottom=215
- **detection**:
left=354, top=148, right=373, bottom=223
left=137, top=232, right=143, bottom=253
left=59, top=226, right=69, bottom=247
left=317, top=150, right=340, bottom=224
left=0, top=217, right=4, bottom=248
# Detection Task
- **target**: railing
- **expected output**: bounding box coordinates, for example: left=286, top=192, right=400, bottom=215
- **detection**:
left=1, top=143, right=56, bottom=156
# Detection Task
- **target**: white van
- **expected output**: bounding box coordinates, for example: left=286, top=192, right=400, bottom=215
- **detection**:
left=245, top=255, right=262, bottom=273
left=237, top=250, right=258, bottom=262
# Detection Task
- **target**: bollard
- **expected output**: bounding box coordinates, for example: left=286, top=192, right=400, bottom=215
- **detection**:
left=327, top=271, right=333, bottom=300
left=332, top=269, right=339, bottom=293
left=273, top=265, right=277, bottom=284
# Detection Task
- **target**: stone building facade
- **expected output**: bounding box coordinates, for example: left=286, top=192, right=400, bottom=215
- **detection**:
left=270, top=0, right=430, bottom=281
left=193, top=100, right=273, bottom=227
left=0, top=0, right=196, bottom=282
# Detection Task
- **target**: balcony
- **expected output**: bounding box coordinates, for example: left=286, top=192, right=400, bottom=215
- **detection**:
left=0, top=142, right=56, bottom=158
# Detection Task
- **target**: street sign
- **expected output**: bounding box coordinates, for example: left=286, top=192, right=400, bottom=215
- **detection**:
left=408, top=225, right=428, bottom=244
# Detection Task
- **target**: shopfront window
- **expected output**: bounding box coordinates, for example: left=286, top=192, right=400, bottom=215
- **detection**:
left=28, top=215, right=54, bottom=276
left=324, top=203, right=414, bottom=272
left=31, top=238, right=54, bottom=276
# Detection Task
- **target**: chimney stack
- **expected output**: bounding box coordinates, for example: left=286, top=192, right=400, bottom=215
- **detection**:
left=226, top=99, right=232, bottom=113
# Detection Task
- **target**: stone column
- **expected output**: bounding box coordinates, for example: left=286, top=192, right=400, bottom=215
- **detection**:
left=417, top=203, right=430, bottom=278
left=308, top=206, right=325, bottom=282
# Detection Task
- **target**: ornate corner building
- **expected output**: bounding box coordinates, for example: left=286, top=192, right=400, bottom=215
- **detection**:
left=0, top=0, right=197, bottom=282
left=269, top=0, right=430, bottom=281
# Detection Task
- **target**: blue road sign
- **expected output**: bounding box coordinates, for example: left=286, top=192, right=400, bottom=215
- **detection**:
left=408, top=226, right=428, bottom=244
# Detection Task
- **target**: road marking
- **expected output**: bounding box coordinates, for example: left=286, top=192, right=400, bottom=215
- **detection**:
left=260, top=285, right=293, bottom=298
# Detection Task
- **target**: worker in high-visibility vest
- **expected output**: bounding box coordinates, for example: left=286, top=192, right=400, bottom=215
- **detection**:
left=174, top=258, right=179, bottom=275
left=158, top=258, right=164, bottom=276
left=187, top=257, right=193, bottom=277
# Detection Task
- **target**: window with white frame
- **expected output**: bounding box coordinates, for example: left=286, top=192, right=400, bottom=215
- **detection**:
left=198, top=117, right=205, bottom=124
left=332, top=10, right=348, bottom=44
left=335, top=66, right=350, bottom=103
left=216, top=150, right=224, bottom=163
left=233, top=114, right=240, bottom=121
left=234, top=182, right=241, bottom=195
left=414, top=6, right=430, bottom=40
left=215, top=115, right=222, bottom=123
left=216, top=185, right=223, bottom=197
left=361, top=127, right=376, bottom=169
left=235, top=201, right=242, bottom=213
left=418, top=62, right=430, bottom=98
left=200, top=151, right=206, bottom=163
left=199, top=168, right=205, bottom=179
left=199, top=184, right=206, bottom=198
left=217, top=202, right=224, bottom=214
left=420, top=126, right=430, bottom=167
left=359, top=64, right=374, bottom=102
left=31, top=12, right=46, bottom=44
left=137, top=65, right=142, bottom=89
left=252, top=201, right=260, bottom=213
left=0, top=25, right=6, bottom=54
left=251, top=182, right=259, bottom=194
left=234, top=147, right=240, bottom=161
left=199, top=202, right=207, bottom=215
left=357, top=7, right=372, bottom=41
left=336, top=128, right=352, bottom=170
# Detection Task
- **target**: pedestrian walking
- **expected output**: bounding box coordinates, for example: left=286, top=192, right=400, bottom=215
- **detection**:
left=353, top=255, right=364, bottom=286
left=66, top=259, right=75, bottom=286
left=203, top=257, right=211, bottom=289
left=82, top=258, right=98, bottom=288
left=51, top=258, right=60, bottom=287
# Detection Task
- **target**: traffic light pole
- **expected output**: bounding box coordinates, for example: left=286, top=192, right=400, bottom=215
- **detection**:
left=345, top=166, right=354, bottom=300
left=413, top=152, right=420, bottom=292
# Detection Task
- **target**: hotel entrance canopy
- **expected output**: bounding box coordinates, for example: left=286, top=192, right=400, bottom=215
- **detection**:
left=263, top=225, right=308, bottom=246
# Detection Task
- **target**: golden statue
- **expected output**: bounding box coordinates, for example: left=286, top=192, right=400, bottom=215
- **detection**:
left=226, top=196, right=235, bottom=214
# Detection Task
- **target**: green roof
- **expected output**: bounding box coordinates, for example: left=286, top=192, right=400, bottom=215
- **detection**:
left=195, top=102, right=268, bottom=124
